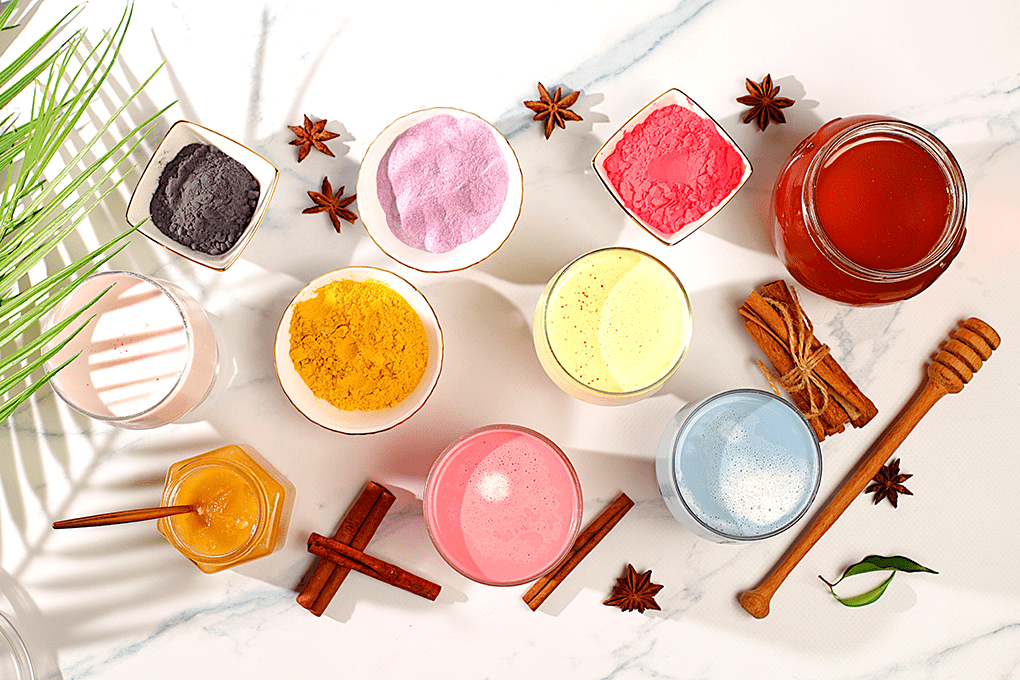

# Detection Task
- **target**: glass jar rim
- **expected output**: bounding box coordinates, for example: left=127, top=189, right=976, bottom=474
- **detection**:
left=43, top=270, right=197, bottom=423
left=801, top=120, right=967, bottom=282
left=539, top=246, right=693, bottom=398
left=162, top=457, right=268, bottom=564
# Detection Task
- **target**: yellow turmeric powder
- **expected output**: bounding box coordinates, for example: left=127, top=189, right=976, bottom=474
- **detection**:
left=288, top=278, right=428, bottom=411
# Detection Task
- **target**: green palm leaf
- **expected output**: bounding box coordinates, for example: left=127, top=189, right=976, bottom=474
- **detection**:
left=0, top=1, right=172, bottom=421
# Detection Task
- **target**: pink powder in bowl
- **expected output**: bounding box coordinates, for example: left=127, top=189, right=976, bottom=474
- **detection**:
left=377, top=114, right=510, bottom=253
left=602, top=104, right=744, bottom=237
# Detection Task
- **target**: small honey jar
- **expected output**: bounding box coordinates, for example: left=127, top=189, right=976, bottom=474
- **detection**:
left=158, top=445, right=290, bottom=573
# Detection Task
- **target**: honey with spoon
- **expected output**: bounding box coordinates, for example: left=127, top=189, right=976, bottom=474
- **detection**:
left=158, top=445, right=291, bottom=573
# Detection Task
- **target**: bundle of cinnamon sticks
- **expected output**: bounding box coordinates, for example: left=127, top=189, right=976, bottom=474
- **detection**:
left=739, top=280, right=877, bottom=442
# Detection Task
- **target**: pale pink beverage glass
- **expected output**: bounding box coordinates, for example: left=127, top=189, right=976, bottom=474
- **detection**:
left=424, top=424, right=583, bottom=586
left=44, top=271, right=218, bottom=429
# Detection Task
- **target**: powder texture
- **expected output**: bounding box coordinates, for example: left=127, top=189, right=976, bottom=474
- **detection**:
left=150, top=143, right=260, bottom=255
left=289, top=279, right=428, bottom=411
left=602, top=104, right=743, bottom=236
left=377, top=114, right=509, bottom=253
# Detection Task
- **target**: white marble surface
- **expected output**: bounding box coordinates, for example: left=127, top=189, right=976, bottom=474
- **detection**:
left=2, top=0, right=1019, bottom=678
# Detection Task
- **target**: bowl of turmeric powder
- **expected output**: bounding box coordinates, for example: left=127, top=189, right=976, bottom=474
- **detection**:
left=274, top=266, right=443, bottom=434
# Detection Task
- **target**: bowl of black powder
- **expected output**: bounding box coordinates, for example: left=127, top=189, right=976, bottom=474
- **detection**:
left=127, top=121, right=279, bottom=270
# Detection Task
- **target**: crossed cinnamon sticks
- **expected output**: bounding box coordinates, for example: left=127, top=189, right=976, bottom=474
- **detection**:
left=740, top=280, right=878, bottom=442
left=297, top=482, right=440, bottom=615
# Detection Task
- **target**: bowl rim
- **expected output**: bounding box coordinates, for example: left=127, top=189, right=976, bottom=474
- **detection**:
left=274, top=266, right=443, bottom=435
left=591, top=88, right=752, bottom=246
left=356, top=107, right=524, bottom=273
left=125, top=119, right=280, bottom=271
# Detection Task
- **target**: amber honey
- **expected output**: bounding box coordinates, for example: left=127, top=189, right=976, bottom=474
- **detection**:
left=158, top=445, right=289, bottom=573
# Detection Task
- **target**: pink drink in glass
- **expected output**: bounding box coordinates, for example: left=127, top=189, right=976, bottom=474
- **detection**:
left=45, top=271, right=217, bottom=429
left=424, top=425, right=582, bottom=586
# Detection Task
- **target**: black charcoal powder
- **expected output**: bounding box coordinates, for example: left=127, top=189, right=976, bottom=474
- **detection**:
left=149, top=143, right=261, bottom=256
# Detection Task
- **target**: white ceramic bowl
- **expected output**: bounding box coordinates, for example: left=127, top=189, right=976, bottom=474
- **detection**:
left=274, top=267, right=443, bottom=434
left=357, top=108, right=523, bottom=272
left=126, top=120, right=279, bottom=270
left=593, top=89, right=752, bottom=246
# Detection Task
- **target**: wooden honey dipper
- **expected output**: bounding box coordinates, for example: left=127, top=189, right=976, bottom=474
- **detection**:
left=739, top=317, right=1000, bottom=619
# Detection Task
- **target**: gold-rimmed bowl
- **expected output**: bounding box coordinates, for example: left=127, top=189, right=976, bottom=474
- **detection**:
left=126, top=120, right=279, bottom=270
left=357, top=108, right=524, bottom=273
left=593, top=89, right=752, bottom=246
left=274, top=267, right=443, bottom=435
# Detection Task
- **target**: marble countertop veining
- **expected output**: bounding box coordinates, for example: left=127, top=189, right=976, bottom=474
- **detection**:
left=2, top=0, right=1019, bottom=678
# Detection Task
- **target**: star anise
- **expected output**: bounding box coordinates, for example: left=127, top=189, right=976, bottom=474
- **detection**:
left=288, top=114, right=340, bottom=162
left=303, top=177, right=357, bottom=233
left=865, top=458, right=913, bottom=508
left=603, top=564, right=662, bottom=613
left=737, top=74, right=795, bottom=131
left=524, top=82, right=583, bottom=139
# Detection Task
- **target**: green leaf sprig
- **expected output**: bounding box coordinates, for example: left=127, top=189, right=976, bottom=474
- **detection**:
left=819, top=555, right=937, bottom=607
left=0, top=1, right=173, bottom=421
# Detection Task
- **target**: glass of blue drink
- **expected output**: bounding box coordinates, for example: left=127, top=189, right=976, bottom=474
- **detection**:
left=656, top=389, right=822, bottom=543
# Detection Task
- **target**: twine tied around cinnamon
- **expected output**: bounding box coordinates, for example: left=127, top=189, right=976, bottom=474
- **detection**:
left=749, top=291, right=831, bottom=421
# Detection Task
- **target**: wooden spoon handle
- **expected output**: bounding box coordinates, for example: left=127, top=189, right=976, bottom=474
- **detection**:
left=739, top=318, right=1000, bottom=619
left=52, top=505, right=194, bottom=529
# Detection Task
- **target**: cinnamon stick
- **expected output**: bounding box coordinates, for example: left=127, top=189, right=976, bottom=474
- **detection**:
left=307, top=532, right=441, bottom=601
left=739, top=280, right=877, bottom=441
left=523, top=492, right=634, bottom=611
left=759, top=281, right=877, bottom=428
left=297, top=481, right=395, bottom=615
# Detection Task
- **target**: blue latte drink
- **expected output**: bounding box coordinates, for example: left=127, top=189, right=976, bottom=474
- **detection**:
left=655, top=389, right=821, bottom=543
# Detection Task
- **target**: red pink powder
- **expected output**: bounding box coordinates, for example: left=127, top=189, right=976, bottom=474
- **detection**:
left=602, top=104, right=744, bottom=236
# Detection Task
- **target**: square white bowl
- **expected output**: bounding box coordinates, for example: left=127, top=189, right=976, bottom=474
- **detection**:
left=126, top=120, right=279, bottom=270
left=357, top=107, right=524, bottom=272
left=274, top=267, right=443, bottom=435
left=593, top=89, right=752, bottom=246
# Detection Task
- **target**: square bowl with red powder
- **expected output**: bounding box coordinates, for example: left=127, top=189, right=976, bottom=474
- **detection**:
left=126, top=120, right=279, bottom=270
left=593, top=89, right=752, bottom=246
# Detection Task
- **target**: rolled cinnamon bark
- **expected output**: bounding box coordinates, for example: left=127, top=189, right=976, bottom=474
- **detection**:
left=739, top=281, right=877, bottom=441
left=523, top=492, right=634, bottom=611
left=297, top=481, right=395, bottom=615
left=308, top=533, right=441, bottom=601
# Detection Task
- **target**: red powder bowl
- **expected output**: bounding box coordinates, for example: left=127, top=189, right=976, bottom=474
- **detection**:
left=594, top=89, right=752, bottom=246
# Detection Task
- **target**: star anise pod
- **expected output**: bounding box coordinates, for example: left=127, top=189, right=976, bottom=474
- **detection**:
left=865, top=458, right=913, bottom=508
left=603, top=564, right=662, bottom=613
left=524, top=82, right=583, bottom=139
left=737, top=74, right=795, bottom=131
left=288, top=114, right=340, bottom=162
left=303, top=177, right=357, bottom=233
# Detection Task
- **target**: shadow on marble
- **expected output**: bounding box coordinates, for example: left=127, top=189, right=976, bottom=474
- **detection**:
left=698, top=75, right=824, bottom=257
left=656, top=279, right=774, bottom=405
left=480, top=101, right=626, bottom=286
left=410, top=277, right=574, bottom=439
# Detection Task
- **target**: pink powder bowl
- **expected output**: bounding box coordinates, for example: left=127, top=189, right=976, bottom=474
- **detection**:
left=358, top=108, right=524, bottom=272
left=594, top=89, right=752, bottom=245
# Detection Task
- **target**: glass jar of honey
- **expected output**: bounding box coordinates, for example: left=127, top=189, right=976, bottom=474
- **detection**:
left=772, top=115, right=966, bottom=305
left=157, top=445, right=290, bottom=573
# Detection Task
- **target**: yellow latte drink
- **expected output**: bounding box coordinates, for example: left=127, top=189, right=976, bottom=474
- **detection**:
left=534, top=248, right=692, bottom=405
